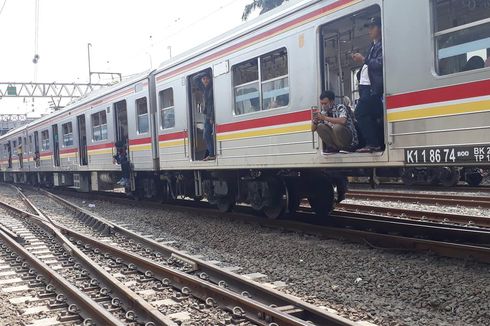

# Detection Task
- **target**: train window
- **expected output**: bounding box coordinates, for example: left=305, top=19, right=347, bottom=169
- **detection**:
left=136, top=97, right=149, bottom=134
left=62, top=122, right=74, bottom=147
left=232, top=48, right=289, bottom=115
left=433, top=0, right=490, bottom=75
left=261, top=48, right=289, bottom=110
left=159, top=88, right=175, bottom=129
left=233, top=58, right=260, bottom=115
left=41, top=130, right=50, bottom=151
left=91, top=111, right=108, bottom=141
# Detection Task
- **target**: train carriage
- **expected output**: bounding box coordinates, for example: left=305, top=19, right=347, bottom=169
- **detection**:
left=1, top=0, right=489, bottom=217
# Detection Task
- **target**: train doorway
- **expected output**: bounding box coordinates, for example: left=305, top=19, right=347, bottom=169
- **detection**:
left=319, top=5, right=384, bottom=151
left=33, top=131, right=40, bottom=167
left=187, top=68, right=216, bottom=161
left=114, top=100, right=129, bottom=147
left=77, top=115, right=88, bottom=166
left=52, top=124, right=60, bottom=167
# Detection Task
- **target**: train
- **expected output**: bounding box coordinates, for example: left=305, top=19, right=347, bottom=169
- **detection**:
left=1, top=0, right=489, bottom=218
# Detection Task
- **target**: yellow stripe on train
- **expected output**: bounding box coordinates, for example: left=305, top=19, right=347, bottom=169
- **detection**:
left=387, top=99, right=490, bottom=122
left=217, top=123, right=311, bottom=142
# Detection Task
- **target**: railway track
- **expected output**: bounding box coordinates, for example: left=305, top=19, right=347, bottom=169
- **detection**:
left=1, top=185, right=357, bottom=326
left=20, top=185, right=490, bottom=264
left=347, top=190, right=490, bottom=209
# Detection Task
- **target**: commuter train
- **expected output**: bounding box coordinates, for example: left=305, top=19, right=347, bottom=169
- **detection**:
left=1, top=0, right=489, bottom=218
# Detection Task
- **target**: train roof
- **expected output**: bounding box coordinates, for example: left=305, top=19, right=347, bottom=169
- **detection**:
left=0, top=70, right=149, bottom=141
left=154, top=0, right=320, bottom=75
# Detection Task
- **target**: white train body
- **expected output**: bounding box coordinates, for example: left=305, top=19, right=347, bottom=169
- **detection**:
left=1, top=0, right=489, bottom=214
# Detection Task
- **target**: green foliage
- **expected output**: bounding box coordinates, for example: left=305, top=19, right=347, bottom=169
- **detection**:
left=242, top=0, right=288, bottom=21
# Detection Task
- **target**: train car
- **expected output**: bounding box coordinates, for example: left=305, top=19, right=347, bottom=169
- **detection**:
left=1, top=0, right=489, bottom=218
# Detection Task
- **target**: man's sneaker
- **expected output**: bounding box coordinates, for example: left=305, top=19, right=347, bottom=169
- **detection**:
left=117, top=178, right=125, bottom=185
left=203, top=156, right=216, bottom=161
left=356, top=146, right=382, bottom=153
left=322, top=148, right=339, bottom=155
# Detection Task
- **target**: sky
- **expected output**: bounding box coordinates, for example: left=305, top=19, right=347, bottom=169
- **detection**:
left=0, top=0, right=265, bottom=116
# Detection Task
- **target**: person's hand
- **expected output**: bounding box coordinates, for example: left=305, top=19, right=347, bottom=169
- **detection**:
left=352, top=53, right=365, bottom=64
left=318, top=114, right=327, bottom=122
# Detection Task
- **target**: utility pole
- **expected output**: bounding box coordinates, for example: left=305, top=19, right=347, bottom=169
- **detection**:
left=87, top=43, right=92, bottom=85
left=167, top=46, right=172, bottom=59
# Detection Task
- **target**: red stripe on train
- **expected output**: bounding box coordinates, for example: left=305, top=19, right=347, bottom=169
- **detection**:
left=386, top=79, right=490, bottom=110
left=60, top=148, right=78, bottom=155
left=216, top=110, right=311, bottom=133
left=159, top=131, right=187, bottom=142
left=157, top=0, right=354, bottom=82
left=87, top=143, right=113, bottom=151
left=129, top=137, right=152, bottom=146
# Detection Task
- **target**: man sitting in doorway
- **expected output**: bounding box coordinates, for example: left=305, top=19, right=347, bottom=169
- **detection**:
left=312, top=90, right=358, bottom=154
left=351, top=17, right=385, bottom=153
left=193, top=72, right=215, bottom=161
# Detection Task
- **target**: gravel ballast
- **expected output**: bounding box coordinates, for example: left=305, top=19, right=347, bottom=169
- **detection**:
left=20, top=192, right=490, bottom=326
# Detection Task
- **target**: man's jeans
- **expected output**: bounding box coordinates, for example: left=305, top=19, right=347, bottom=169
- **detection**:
left=204, top=118, right=215, bottom=157
left=355, top=90, right=384, bottom=148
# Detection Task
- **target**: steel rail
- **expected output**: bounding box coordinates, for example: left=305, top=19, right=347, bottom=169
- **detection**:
left=0, top=200, right=177, bottom=326
left=336, top=202, right=490, bottom=228
left=33, top=188, right=356, bottom=326
left=347, top=190, right=490, bottom=208
left=38, top=187, right=490, bottom=263
left=0, top=220, right=124, bottom=325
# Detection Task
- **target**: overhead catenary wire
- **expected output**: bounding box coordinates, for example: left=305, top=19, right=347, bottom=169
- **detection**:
left=125, top=0, right=243, bottom=65
left=0, top=0, right=7, bottom=17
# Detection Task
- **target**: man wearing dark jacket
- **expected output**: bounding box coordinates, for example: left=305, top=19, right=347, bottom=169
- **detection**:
left=193, top=71, right=215, bottom=161
left=352, top=17, right=385, bottom=153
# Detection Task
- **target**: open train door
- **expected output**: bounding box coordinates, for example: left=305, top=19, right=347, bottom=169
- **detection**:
left=52, top=124, right=60, bottom=167
left=187, top=68, right=216, bottom=161
left=77, top=114, right=88, bottom=166
left=114, top=100, right=129, bottom=149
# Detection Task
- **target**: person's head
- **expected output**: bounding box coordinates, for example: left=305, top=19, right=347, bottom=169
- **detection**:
left=201, top=73, right=211, bottom=87
left=367, top=17, right=382, bottom=41
left=320, top=90, right=336, bottom=107
left=463, top=56, right=485, bottom=71
left=342, top=96, right=352, bottom=108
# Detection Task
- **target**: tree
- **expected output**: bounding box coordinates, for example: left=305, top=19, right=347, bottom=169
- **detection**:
left=242, top=0, right=288, bottom=21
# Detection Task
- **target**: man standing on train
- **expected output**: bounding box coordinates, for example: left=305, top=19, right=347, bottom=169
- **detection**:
left=351, top=17, right=385, bottom=153
left=193, top=72, right=216, bottom=161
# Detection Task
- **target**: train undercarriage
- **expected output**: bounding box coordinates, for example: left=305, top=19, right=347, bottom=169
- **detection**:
left=401, top=167, right=484, bottom=187
left=2, top=165, right=485, bottom=219
left=1, top=169, right=348, bottom=219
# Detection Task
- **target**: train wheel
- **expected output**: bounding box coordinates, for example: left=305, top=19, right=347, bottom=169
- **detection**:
left=466, top=170, right=483, bottom=187
left=216, top=196, right=235, bottom=213
left=439, top=167, right=460, bottom=187
left=262, top=177, right=287, bottom=219
left=307, top=178, right=334, bottom=217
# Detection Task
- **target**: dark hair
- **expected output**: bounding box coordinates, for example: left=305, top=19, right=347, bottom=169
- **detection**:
left=320, top=90, right=335, bottom=101
left=462, top=56, right=485, bottom=72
